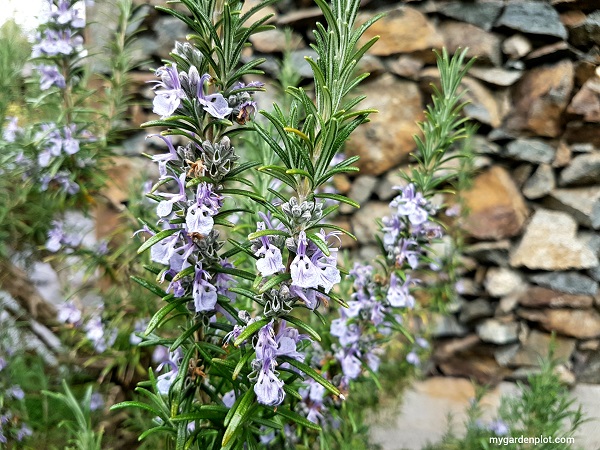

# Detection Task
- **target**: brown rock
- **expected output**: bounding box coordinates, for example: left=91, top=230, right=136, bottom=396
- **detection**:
left=250, top=29, right=303, bottom=53
left=277, top=7, right=322, bottom=27
left=356, top=6, right=443, bottom=56
left=433, top=334, right=480, bottom=361
left=439, top=348, right=508, bottom=384
left=518, top=286, right=594, bottom=309
left=345, top=74, right=423, bottom=176
left=506, top=60, right=574, bottom=138
left=240, top=0, right=277, bottom=24
left=439, top=21, right=502, bottom=66
left=462, top=166, right=528, bottom=240
left=510, top=330, right=575, bottom=367
left=524, top=41, right=571, bottom=65
left=388, top=55, right=424, bottom=80
left=517, top=308, right=600, bottom=339
left=553, top=140, right=572, bottom=167
left=567, top=71, right=600, bottom=122
left=510, top=209, right=598, bottom=270
left=350, top=202, right=390, bottom=244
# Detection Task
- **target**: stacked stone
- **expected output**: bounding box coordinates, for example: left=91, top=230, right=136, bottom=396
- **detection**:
left=109, top=0, right=600, bottom=385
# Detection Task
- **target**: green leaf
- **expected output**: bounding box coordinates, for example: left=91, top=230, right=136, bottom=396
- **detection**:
left=212, top=266, right=256, bottom=281
left=171, top=265, right=195, bottom=282
left=110, top=401, right=161, bottom=416
left=233, top=350, right=254, bottom=380
left=314, top=192, right=360, bottom=209
left=305, top=232, right=330, bottom=257
left=258, top=272, right=292, bottom=294
left=283, top=315, right=321, bottom=342
left=276, top=407, right=322, bottom=431
left=131, top=276, right=167, bottom=298
left=222, top=389, right=255, bottom=447
left=137, top=228, right=180, bottom=255
left=170, top=321, right=203, bottom=351
left=279, top=356, right=341, bottom=398
left=145, top=297, right=189, bottom=335
left=171, top=406, right=229, bottom=422
left=247, top=228, right=289, bottom=240
left=233, top=317, right=270, bottom=347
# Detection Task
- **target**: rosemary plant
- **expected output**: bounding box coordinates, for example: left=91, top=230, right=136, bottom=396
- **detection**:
left=117, top=0, right=381, bottom=448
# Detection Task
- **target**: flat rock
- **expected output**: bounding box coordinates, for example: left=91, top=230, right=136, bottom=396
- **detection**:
left=524, top=41, right=572, bottom=66
left=553, top=140, right=572, bottom=167
left=356, top=6, right=443, bottom=56
left=567, top=72, right=600, bottom=123
left=374, top=169, right=408, bottom=201
left=462, top=166, right=528, bottom=240
left=387, top=55, right=424, bottom=80
left=523, top=164, right=555, bottom=199
left=289, top=49, right=319, bottom=78
left=505, top=60, right=574, bottom=138
left=518, top=286, right=594, bottom=309
left=560, top=152, right=600, bottom=186
left=438, top=1, right=503, bottom=31
left=544, top=187, right=600, bottom=229
left=518, top=308, right=600, bottom=339
left=340, top=175, right=378, bottom=214
left=431, top=314, right=468, bottom=338
left=485, top=267, right=526, bottom=297
left=277, top=7, right=321, bottom=27
left=530, top=271, right=598, bottom=296
left=461, top=77, right=504, bottom=127
left=477, top=319, right=519, bottom=345
left=504, top=139, right=556, bottom=164
left=154, top=17, right=190, bottom=59
left=459, top=298, right=494, bottom=322
left=509, top=330, right=575, bottom=367
left=350, top=202, right=390, bottom=245
left=469, top=67, right=523, bottom=87
left=502, top=34, right=532, bottom=59
left=438, top=21, right=502, bottom=66
left=250, top=29, right=303, bottom=53
left=510, top=209, right=598, bottom=270
left=465, top=240, right=511, bottom=266
left=495, top=2, right=568, bottom=40
left=345, top=74, right=422, bottom=176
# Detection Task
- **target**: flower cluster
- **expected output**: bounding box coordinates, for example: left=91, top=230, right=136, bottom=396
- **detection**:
left=0, top=352, right=32, bottom=444
left=56, top=301, right=118, bottom=354
left=32, top=0, right=85, bottom=91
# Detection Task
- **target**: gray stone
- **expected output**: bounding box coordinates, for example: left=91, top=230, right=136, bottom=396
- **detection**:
left=504, top=139, right=556, bottom=164
left=495, top=2, right=567, bottom=40
left=469, top=67, right=523, bottom=87
left=580, top=231, right=600, bottom=255
left=459, top=298, right=494, bottom=322
left=289, top=49, right=319, bottom=78
left=530, top=271, right=598, bottom=296
left=497, top=292, right=520, bottom=315
left=510, top=209, right=598, bottom=270
left=495, top=344, right=520, bottom=366
left=438, top=1, right=503, bottom=31
left=465, top=240, right=511, bottom=266
left=472, top=135, right=501, bottom=155
left=518, top=308, right=600, bottom=339
left=387, top=55, right=423, bottom=80
left=578, top=350, right=600, bottom=383
left=561, top=152, right=600, bottom=187
left=250, top=28, right=303, bottom=53
left=545, top=187, right=600, bottom=229
left=375, top=169, right=408, bottom=201
left=485, top=267, right=525, bottom=297
left=571, top=143, right=596, bottom=153
left=455, top=278, right=481, bottom=297
left=431, top=314, right=468, bottom=338
left=122, top=133, right=150, bottom=156
left=130, top=36, right=161, bottom=65
left=155, top=17, right=189, bottom=58
left=517, top=286, right=594, bottom=309
left=523, top=164, right=555, bottom=199
left=350, top=202, right=390, bottom=245
left=340, top=176, right=378, bottom=214
left=477, top=320, right=519, bottom=345
left=438, top=21, right=502, bottom=66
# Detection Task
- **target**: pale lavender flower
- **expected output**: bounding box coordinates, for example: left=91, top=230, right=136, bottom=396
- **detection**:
left=0, top=357, right=6, bottom=372
left=290, top=231, right=320, bottom=290
left=390, top=183, right=429, bottom=226
left=46, top=221, right=65, bottom=252
left=37, top=64, right=66, bottom=90
left=222, top=390, right=236, bottom=408
left=489, top=419, right=509, bottom=436
left=90, top=392, right=104, bottom=411
left=57, top=301, right=82, bottom=325
left=130, top=318, right=149, bottom=345
left=253, top=222, right=285, bottom=277
left=3, top=117, right=21, bottom=142
left=387, top=273, right=416, bottom=309
left=157, top=173, right=187, bottom=217
left=152, top=64, right=186, bottom=118
left=152, top=345, right=169, bottom=365
left=148, top=134, right=179, bottom=178
left=406, top=351, right=420, bottom=366
left=15, top=424, right=32, bottom=442
left=254, top=356, right=285, bottom=406
left=7, top=385, right=25, bottom=400
left=340, top=351, right=362, bottom=380
left=192, top=263, right=217, bottom=313
left=197, top=73, right=232, bottom=119
left=156, top=349, right=182, bottom=395
left=186, top=183, right=222, bottom=235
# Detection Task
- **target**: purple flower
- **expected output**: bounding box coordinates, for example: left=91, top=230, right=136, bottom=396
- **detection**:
left=150, top=230, right=181, bottom=266
left=152, top=64, right=186, bottom=118
left=149, top=134, right=179, bottom=178
left=197, top=73, right=232, bottom=119
left=85, top=315, right=115, bottom=353
left=57, top=301, right=82, bottom=325
left=90, top=392, right=104, bottom=411
left=156, top=349, right=182, bottom=395
left=192, top=264, right=217, bottom=313
left=46, top=221, right=65, bottom=252
left=394, top=238, right=420, bottom=269
left=489, top=419, right=509, bottom=436
left=390, top=183, right=429, bottom=226
left=0, top=357, right=6, bottom=372
left=253, top=223, right=285, bottom=277
left=185, top=183, right=222, bottom=235
left=406, top=351, right=420, bottom=366
left=15, top=424, right=32, bottom=442
left=8, top=385, right=25, bottom=400
left=130, top=318, right=149, bottom=345
left=330, top=319, right=360, bottom=347
left=222, top=390, right=236, bottom=408
left=37, top=64, right=66, bottom=90
left=3, top=117, right=21, bottom=142
left=290, top=231, right=320, bottom=290
left=387, top=273, right=416, bottom=309
left=340, top=352, right=362, bottom=380
left=157, top=173, right=187, bottom=217
left=254, top=357, right=285, bottom=406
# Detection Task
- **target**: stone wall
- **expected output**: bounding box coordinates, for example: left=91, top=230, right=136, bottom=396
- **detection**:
left=101, top=0, right=600, bottom=385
